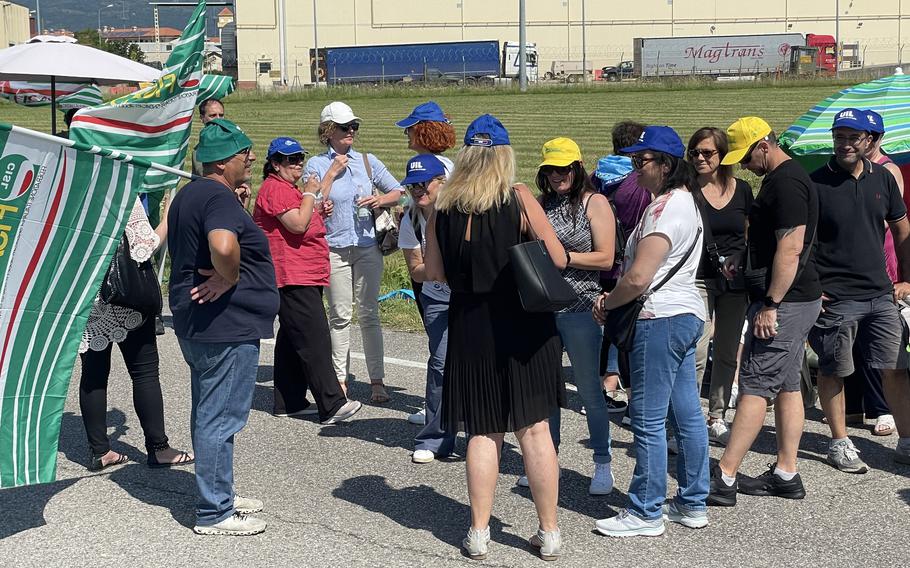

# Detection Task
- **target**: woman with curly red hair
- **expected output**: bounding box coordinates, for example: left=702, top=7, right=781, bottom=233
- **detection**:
left=397, top=101, right=457, bottom=174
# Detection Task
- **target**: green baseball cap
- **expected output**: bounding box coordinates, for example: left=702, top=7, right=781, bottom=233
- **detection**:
left=195, top=118, right=253, bottom=163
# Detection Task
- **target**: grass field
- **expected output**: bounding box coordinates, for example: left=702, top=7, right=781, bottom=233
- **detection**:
left=0, top=80, right=855, bottom=331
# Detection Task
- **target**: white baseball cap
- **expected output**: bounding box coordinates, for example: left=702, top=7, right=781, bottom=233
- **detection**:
left=320, top=101, right=360, bottom=124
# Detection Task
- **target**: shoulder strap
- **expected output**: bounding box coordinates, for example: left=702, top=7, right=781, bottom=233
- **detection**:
left=361, top=153, right=374, bottom=190
left=513, top=186, right=540, bottom=241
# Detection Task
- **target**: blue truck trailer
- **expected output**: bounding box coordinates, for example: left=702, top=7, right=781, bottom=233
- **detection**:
left=310, top=40, right=501, bottom=84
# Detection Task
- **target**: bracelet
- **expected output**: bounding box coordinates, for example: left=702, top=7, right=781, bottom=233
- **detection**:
left=301, top=192, right=321, bottom=200
left=566, top=251, right=572, bottom=267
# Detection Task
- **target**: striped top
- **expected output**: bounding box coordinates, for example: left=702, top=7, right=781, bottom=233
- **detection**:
left=543, top=193, right=600, bottom=313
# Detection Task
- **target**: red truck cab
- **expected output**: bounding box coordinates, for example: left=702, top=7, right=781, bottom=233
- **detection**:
left=806, top=33, right=837, bottom=73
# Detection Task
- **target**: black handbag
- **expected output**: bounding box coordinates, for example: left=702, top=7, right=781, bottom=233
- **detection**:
left=508, top=191, right=578, bottom=312
left=603, top=225, right=702, bottom=352
left=362, top=153, right=400, bottom=256
left=100, top=234, right=163, bottom=315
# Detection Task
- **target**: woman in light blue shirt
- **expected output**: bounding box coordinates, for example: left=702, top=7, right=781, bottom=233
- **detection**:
left=305, top=101, right=404, bottom=403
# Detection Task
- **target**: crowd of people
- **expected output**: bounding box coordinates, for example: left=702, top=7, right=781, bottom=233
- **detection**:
left=77, top=96, right=910, bottom=555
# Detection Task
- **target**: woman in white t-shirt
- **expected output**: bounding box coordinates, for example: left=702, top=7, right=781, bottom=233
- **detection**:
left=397, top=154, right=455, bottom=465
left=592, top=126, right=709, bottom=538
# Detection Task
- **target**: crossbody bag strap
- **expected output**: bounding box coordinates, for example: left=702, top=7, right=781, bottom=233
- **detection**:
left=644, top=198, right=703, bottom=297
left=361, top=153, right=375, bottom=192
left=513, top=186, right=540, bottom=241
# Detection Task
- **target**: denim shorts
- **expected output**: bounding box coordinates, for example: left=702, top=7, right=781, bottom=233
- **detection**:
left=739, top=299, right=821, bottom=399
left=808, top=293, right=909, bottom=377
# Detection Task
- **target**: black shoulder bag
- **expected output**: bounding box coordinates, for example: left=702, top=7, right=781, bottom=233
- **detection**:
left=100, top=233, right=163, bottom=315
left=508, top=190, right=578, bottom=312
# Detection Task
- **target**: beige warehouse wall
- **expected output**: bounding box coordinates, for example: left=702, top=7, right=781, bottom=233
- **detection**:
left=0, top=1, right=31, bottom=48
left=235, top=0, right=910, bottom=86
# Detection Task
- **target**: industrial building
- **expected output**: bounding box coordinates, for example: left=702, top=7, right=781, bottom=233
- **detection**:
left=0, top=1, right=31, bottom=48
left=233, top=0, right=910, bottom=88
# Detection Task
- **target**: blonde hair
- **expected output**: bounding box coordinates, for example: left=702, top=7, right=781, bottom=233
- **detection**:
left=435, top=144, right=516, bottom=214
left=318, top=121, right=338, bottom=146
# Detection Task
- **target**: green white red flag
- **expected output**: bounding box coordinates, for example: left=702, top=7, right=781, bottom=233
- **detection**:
left=0, top=81, right=103, bottom=110
left=0, top=123, right=151, bottom=487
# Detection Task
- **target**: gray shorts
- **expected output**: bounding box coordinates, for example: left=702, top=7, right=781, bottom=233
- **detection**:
left=739, top=298, right=822, bottom=399
left=808, top=293, right=909, bottom=377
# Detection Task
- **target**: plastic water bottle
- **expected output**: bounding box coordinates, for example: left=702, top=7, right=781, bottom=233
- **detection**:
left=355, top=185, right=372, bottom=220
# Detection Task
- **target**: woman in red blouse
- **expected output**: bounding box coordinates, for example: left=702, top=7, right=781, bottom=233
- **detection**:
left=253, top=137, right=362, bottom=425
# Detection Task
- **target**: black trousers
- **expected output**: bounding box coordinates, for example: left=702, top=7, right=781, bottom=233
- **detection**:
left=844, top=342, right=891, bottom=418
left=79, top=315, right=168, bottom=457
left=274, top=285, right=345, bottom=420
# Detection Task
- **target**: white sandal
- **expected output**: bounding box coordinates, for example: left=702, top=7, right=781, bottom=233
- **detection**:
left=873, top=414, right=895, bottom=436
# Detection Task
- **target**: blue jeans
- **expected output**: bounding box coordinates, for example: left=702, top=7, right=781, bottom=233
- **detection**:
left=550, top=311, right=612, bottom=463
left=178, top=338, right=260, bottom=526
left=627, top=314, right=708, bottom=520
left=414, top=293, right=457, bottom=455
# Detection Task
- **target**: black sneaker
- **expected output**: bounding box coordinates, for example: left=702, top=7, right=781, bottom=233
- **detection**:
left=603, top=390, right=628, bottom=414
left=707, top=464, right=737, bottom=507
left=155, top=315, right=165, bottom=336
left=737, top=463, right=806, bottom=500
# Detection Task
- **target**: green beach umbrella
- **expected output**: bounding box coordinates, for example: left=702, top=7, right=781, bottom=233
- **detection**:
left=780, top=68, right=910, bottom=171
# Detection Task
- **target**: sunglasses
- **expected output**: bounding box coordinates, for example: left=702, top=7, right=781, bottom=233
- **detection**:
left=687, top=148, right=718, bottom=160
left=407, top=182, right=429, bottom=196
left=541, top=165, right=573, bottom=176
left=739, top=136, right=770, bottom=165
left=279, top=154, right=306, bottom=165
left=338, top=122, right=360, bottom=133
left=631, top=155, right=656, bottom=170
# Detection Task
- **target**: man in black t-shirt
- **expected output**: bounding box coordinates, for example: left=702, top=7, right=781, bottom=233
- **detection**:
left=168, top=119, right=279, bottom=536
left=708, top=117, right=822, bottom=508
left=807, top=108, right=910, bottom=473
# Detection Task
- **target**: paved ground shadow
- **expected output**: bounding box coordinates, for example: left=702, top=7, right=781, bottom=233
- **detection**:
left=332, top=474, right=534, bottom=558
left=59, top=409, right=144, bottom=469
left=0, top=477, right=79, bottom=539
left=108, top=464, right=197, bottom=529
left=510, top=467, right=625, bottom=521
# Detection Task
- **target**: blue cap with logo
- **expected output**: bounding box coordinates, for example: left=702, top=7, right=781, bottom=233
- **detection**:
left=831, top=108, right=870, bottom=131
left=396, top=101, right=449, bottom=128
left=619, top=125, right=685, bottom=158
left=863, top=109, right=886, bottom=134
left=464, top=114, right=510, bottom=147
left=267, top=137, right=307, bottom=158
left=401, top=154, right=446, bottom=185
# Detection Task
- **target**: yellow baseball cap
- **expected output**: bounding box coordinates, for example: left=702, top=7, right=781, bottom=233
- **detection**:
left=539, top=137, right=582, bottom=168
left=721, top=117, right=773, bottom=165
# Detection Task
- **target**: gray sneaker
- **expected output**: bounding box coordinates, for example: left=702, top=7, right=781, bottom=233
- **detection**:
left=529, top=529, right=561, bottom=561
left=233, top=495, right=263, bottom=514
left=896, top=438, right=910, bottom=465
left=193, top=512, right=266, bottom=536
left=662, top=501, right=708, bottom=529
left=321, top=400, right=363, bottom=425
left=463, top=526, right=490, bottom=560
left=827, top=438, right=868, bottom=474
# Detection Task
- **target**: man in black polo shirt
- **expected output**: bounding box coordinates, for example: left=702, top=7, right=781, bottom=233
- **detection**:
left=808, top=108, right=910, bottom=473
left=708, top=117, right=822, bottom=507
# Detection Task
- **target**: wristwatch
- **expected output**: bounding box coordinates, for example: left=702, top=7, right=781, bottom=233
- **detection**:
left=763, top=296, right=781, bottom=309
left=566, top=251, right=572, bottom=267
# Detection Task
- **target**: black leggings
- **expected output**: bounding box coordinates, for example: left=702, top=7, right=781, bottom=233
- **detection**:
left=79, top=315, right=168, bottom=457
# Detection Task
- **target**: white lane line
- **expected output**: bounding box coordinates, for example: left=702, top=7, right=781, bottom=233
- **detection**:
left=260, top=338, right=428, bottom=370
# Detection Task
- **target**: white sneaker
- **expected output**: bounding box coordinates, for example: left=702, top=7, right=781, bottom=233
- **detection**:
left=321, top=400, right=363, bottom=425
left=233, top=495, right=263, bottom=514
left=516, top=469, right=561, bottom=488
left=193, top=512, right=266, bottom=536
left=412, top=449, right=435, bottom=464
left=667, top=433, right=679, bottom=455
left=662, top=501, right=708, bottom=529
left=595, top=509, right=665, bottom=538
left=729, top=382, right=739, bottom=408
left=407, top=407, right=426, bottom=425
left=529, top=528, right=562, bottom=561
left=707, top=420, right=730, bottom=446
left=589, top=462, right=614, bottom=495
left=462, top=526, right=490, bottom=559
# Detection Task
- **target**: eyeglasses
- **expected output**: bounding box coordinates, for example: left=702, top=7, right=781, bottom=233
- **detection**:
left=687, top=148, right=718, bottom=160
left=541, top=165, right=573, bottom=176
left=235, top=147, right=253, bottom=162
left=338, top=122, right=360, bottom=133
left=406, top=182, right=429, bottom=196
left=631, top=155, right=656, bottom=170
left=403, top=127, right=411, bottom=137
left=280, top=154, right=306, bottom=165
left=832, top=133, right=869, bottom=146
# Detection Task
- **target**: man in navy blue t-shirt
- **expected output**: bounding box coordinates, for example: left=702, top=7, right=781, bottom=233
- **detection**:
left=168, top=118, right=279, bottom=536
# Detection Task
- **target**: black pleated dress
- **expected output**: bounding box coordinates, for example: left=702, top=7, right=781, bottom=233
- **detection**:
left=436, top=195, right=565, bottom=435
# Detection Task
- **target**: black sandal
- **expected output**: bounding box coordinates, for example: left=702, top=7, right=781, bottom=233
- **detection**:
left=88, top=451, right=129, bottom=472
left=147, top=442, right=195, bottom=469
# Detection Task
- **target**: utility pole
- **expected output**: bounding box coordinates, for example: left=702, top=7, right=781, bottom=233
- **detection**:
left=835, top=0, right=840, bottom=78
left=519, top=0, right=527, bottom=92
left=581, top=0, right=587, bottom=82
left=313, top=0, right=320, bottom=86
left=278, top=0, right=288, bottom=85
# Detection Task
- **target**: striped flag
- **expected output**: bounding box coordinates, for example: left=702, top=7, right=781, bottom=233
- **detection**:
left=198, top=74, right=235, bottom=102
left=0, top=123, right=150, bottom=488
left=0, top=81, right=103, bottom=110
left=70, top=0, right=207, bottom=223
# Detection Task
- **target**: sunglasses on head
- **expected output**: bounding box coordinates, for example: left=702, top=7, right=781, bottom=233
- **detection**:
left=631, top=155, right=656, bottom=170
left=278, top=153, right=305, bottom=165
left=338, top=122, right=360, bottom=133
left=541, top=164, right=573, bottom=176
left=687, top=148, right=718, bottom=160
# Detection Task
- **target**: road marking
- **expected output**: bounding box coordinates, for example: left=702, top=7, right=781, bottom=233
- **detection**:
left=260, top=338, right=428, bottom=370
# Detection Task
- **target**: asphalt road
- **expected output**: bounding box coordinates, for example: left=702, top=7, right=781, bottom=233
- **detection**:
left=1, top=316, right=909, bottom=567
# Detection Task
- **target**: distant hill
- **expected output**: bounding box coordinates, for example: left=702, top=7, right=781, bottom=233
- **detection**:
left=15, top=0, right=224, bottom=36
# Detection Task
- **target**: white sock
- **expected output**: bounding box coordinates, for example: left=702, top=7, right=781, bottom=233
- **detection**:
left=832, top=437, right=849, bottom=444
left=721, top=472, right=736, bottom=486
left=773, top=466, right=797, bottom=481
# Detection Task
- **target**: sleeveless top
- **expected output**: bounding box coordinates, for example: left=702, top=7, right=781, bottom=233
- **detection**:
left=543, top=193, right=600, bottom=312
left=874, top=154, right=900, bottom=283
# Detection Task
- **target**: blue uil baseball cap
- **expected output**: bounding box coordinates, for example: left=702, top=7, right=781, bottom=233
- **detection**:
left=401, top=154, right=446, bottom=185
left=464, top=114, right=510, bottom=147
left=267, top=136, right=307, bottom=158
left=396, top=101, right=449, bottom=128
left=620, top=125, right=685, bottom=158
left=831, top=108, right=869, bottom=131
left=863, top=109, right=886, bottom=134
